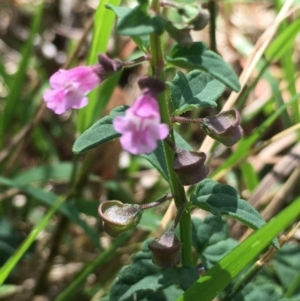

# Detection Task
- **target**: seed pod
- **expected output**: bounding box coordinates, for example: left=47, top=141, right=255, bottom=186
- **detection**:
left=148, top=231, right=182, bottom=268
left=201, top=109, right=243, bottom=147
left=98, top=200, right=142, bottom=237
left=173, top=150, right=210, bottom=185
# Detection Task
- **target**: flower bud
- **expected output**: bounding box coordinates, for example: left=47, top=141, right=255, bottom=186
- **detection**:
left=178, top=5, right=209, bottom=31
left=98, top=200, right=142, bottom=237
left=138, top=76, right=165, bottom=97
left=173, top=150, right=210, bottom=185
left=148, top=232, right=182, bottom=268
left=187, top=8, right=210, bottom=31
left=201, top=109, right=243, bottom=147
left=95, top=54, right=123, bottom=80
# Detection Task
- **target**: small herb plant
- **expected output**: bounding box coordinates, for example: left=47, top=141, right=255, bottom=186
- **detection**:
left=42, top=0, right=283, bottom=300
left=1, top=1, right=300, bottom=301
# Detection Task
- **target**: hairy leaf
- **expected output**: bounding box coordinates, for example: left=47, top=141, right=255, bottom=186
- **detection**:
left=167, top=42, right=240, bottom=92
left=142, top=131, right=192, bottom=182
left=168, top=70, right=225, bottom=115
left=109, top=243, right=198, bottom=301
left=107, top=2, right=163, bottom=37
left=190, top=179, right=278, bottom=248
left=73, top=106, right=127, bottom=154
left=202, top=238, right=238, bottom=269
left=192, top=216, right=229, bottom=254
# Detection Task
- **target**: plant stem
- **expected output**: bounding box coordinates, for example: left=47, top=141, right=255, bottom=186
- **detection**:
left=284, top=271, right=300, bottom=298
left=171, top=116, right=203, bottom=124
left=139, top=193, right=173, bottom=210
left=122, top=54, right=152, bottom=68
left=208, top=0, right=217, bottom=52
left=149, top=0, right=192, bottom=266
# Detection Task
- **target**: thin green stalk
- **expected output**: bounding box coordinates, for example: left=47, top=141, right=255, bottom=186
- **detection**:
left=149, top=0, right=192, bottom=266
left=1, top=1, right=44, bottom=145
left=54, top=231, right=133, bottom=301
left=208, top=0, right=217, bottom=52
left=274, top=0, right=300, bottom=124
left=283, top=270, right=300, bottom=298
left=0, top=196, right=65, bottom=285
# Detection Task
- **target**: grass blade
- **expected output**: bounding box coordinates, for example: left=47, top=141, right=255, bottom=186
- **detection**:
left=176, top=197, right=300, bottom=301
left=0, top=196, right=64, bottom=285
left=76, top=0, right=121, bottom=133
left=1, top=1, right=44, bottom=141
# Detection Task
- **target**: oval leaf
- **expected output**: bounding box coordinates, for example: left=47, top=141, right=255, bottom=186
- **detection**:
left=109, top=242, right=198, bottom=301
left=73, top=106, right=127, bottom=154
left=166, top=42, right=240, bottom=92
left=168, top=70, right=225, bottom=115
left=201, top=238, right=238, bottom=269
left=190, top=178, right=278, bottom=248
left=192, top=216, right=229, bottom=254
left=108, top=1, right=164, bottom=36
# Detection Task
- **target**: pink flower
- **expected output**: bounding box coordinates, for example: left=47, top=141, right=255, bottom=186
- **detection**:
left=113, top=94, right=169, bottom=154
left=43, top=66, right=100, bottom=115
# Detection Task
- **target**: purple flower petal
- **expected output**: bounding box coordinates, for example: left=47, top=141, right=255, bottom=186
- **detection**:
left=158, top=124, right=169, bottom=139
left=66, top=66, right=100, bottom=92
left=113, top=88, right=169, bottom=155
left=129, top=95, right=160, bottom=119
left=44, top=66, right=100, bottom=115
left=113, top=115, right=135, bottom=133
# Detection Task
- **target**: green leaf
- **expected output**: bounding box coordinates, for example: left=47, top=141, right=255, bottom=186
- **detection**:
left=190, top=179, right=273, bottom=244
left=175, top=197, right=300, bottom=301
left=266, top=19, right=300, bottom=61
left=240, top=162, right=259, bottom=192
left=108, top=1, right=164, bottom=37
left=73, top=106, right=127, bottom=154
left=143, top=285, right=183, bottom=301
left=142, top=140, right=169, bottom=181
left=202, top=238, right=238, bottom=269
left=105, top=4, right=131, bottom=17
left=109, top=243, right=198, bottom=301
left=168, top=70, right=225, bottom=115
left=166, top=42, right=240, bottom=92
left=106, top=4, right=149, bottom=51
left=232, top=283, right=282, bottom=301
left=273, top=244, right=300, bottom=292
left=192, top=216, right=230, bottom=254
left=1, top=1, right=44, bottom=136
